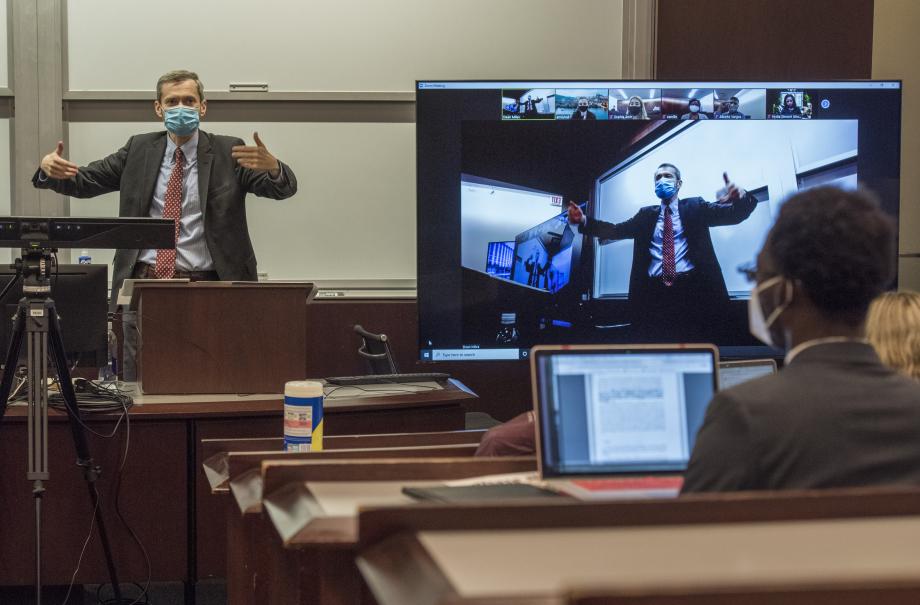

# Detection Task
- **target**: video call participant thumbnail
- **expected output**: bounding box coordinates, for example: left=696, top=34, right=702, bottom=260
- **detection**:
left=683, top=187, right=920, bottom=493
left=716, top=96, right=746, bottom=119
left=610, top=90, right=661, bottom=120
left=567, top=164, right=756, bottom=341
left=771, top=91, right=811, bottom=119
left=569, top=97, right=598, bottom=120
left=501, top=88, right=556, bottom=120
left=680, top=97, right=709, bottom=120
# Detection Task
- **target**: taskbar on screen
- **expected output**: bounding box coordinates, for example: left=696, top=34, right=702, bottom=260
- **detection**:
left=421, top=348, right=527, bottom=361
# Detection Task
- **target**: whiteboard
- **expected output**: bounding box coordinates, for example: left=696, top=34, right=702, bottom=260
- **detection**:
left=0, top=0, right=7, bottom=89
left=66, top=0, right=623, bottom=92
left=67, top=121, right=416, bottom=281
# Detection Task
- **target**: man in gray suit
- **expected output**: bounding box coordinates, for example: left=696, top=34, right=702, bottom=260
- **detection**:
left=682, top=186, right=920, bottom=493
left=33, top=69, right=298, bottom=379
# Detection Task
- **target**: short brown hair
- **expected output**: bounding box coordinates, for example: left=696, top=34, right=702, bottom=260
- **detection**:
left=156, top=70, right=204, bottom=102
left=866, top=291, right=920, bottom=380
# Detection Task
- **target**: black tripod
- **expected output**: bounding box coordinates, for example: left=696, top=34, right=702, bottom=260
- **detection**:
left=0, top=248, right=122, bottom=605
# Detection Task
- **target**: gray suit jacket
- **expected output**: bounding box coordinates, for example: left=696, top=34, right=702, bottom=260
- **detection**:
left=32, top=130, right=298, bottom=307
left=682, top=342, right=920, bottom=493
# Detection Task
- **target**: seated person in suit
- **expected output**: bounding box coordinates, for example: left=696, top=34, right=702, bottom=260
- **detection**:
left=866, top=290, right=920, bottom=380
left=682, top=187, right=920, bottom=493
left=34, top=69, right=298, bottom=380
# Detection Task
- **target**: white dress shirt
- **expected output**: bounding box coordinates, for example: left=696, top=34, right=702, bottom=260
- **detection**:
left=138, top=131, right=215, bottom=271
left=648, top=200, right=694, bottom=277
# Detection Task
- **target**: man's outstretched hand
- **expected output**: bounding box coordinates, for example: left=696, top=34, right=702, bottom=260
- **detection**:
left=231, top=132, right=281, bottom=177
left=718, top=171, right=746, bottom=203
left=567, top=201, right=585, bottom=225
left=40, top=141, right=79, bottom=179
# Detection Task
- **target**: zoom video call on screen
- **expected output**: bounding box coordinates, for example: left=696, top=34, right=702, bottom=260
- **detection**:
left=416, top=80, right=902, bottom=361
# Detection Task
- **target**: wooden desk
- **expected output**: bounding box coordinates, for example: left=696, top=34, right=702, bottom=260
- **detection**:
left=203, top=429, right=487, bottom=492
left=0, top=380, right=474, bottom=596
left=567, top=583, right=920, bottom=604
left=226, top=457, right=536, bottom=605
left=353, top=487, right=920, bottom=605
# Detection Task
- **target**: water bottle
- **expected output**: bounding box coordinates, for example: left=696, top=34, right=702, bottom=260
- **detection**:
left=98, top=322, right=118, bottom=382
left=78, top=250, right=92, bottom=264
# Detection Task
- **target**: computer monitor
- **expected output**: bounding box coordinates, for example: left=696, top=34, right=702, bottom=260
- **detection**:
left=0, top=264, right=108, bottom=369
left=416, top=80, right=901, bottom=361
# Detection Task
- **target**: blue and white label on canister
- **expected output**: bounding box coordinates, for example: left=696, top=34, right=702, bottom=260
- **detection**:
left=283, top=380, right=324, bottom=452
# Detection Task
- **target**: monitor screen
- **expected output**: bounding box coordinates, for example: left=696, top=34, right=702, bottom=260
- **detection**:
left=533, top=347, right=717, bottom=477
left=0, top=264, right=108, bottom=369
left=417, top=80, right=901, bottom=361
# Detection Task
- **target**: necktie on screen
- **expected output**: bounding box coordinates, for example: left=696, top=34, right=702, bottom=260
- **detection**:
left=662, top=206, right=676, bottom=287
left=155, top=148, right=185, bottom=279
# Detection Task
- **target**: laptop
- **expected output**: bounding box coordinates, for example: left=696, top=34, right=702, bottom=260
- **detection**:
left=530, top=344, right=719, bottom=499
left=403, top=343, right=719, bottom=502
left=718, top=358, right=777, bottom=390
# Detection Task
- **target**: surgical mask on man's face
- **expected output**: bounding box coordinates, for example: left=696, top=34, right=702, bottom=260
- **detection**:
left=164, top=106, right=200, bottom=136
left=578, top=105, right=588, bottom=112
left=689, top=104, right=700, bottom=113
left=748, top=275, right=793, bottom=348
left=655, top=178, right=677, bottom=200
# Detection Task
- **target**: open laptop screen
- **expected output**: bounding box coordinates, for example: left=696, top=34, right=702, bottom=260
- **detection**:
left=534, top=346, right=717, bottom=477
left=718, top=359, right=777, bottom=390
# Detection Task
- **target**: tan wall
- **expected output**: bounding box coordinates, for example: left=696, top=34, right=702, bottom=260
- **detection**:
left=873, top=0, right=920, bottom=290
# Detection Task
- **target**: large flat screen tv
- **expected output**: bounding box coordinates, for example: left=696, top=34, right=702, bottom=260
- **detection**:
left=417, top=80, right=901, bottom=361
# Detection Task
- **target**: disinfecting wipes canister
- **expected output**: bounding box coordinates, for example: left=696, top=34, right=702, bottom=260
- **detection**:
left=283, top=380, right=324, bottom=452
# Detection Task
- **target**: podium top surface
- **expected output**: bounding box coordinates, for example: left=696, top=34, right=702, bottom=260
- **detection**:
left=122, top=278, right=314, bottom=308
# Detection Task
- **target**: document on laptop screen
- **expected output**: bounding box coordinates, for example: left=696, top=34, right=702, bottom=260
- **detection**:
left=588, top=370, right=686, bottom=463
left=547, top=352, right=714, bottom=472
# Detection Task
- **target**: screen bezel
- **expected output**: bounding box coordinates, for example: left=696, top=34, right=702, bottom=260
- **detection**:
left=417, top=79, right=902, bottom=363
left=529, top=343, right=719, bottom=479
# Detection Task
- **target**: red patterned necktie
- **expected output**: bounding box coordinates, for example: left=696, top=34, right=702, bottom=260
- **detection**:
left=662, top=205, right=676, bottom=287
left=155, top=147, right=185, bottom=279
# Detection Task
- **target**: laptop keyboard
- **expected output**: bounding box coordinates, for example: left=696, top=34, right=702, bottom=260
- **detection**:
left=569, top=476, right=684, bottom=491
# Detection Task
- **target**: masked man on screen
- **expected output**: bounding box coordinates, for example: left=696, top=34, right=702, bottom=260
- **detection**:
left=569, top=97, right=597, bottom=120
left=33, top=69, right=298, bottom=379
left=567, top=163, right=757, bottom=340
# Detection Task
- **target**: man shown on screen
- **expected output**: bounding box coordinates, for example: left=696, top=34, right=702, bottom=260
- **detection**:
left=522, top=94, right=543, bottom=117
left=567, top=164, right=757, bottom=340
left=717, top=97, right=747, bottom=119
left=680, top=98, right=709, bottom=120
left=33, top=69, right=299, bottom=379
left=570, top=97, right=596, bottom=120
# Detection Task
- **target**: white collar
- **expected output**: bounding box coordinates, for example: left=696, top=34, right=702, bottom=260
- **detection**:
left=784, top=337, right=869, bottom=365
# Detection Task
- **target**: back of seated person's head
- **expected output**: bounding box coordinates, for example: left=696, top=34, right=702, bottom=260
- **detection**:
left=866, top=291, right=920, bottom=380
left=755, top=187, right=896, bottom=349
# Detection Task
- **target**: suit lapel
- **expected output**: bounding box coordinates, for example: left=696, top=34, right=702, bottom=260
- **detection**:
left=197, top=130, right=214, bottom=220
left=644, top=204, right=660, bottom=245
left=140, top=135, right=167, bottom=216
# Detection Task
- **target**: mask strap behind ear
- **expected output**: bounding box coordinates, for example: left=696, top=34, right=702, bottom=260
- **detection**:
left=764, top=278, right=794, bottom=327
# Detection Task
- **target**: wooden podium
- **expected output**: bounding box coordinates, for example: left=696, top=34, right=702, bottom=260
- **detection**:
left=133, top=281, right=311, bottom=394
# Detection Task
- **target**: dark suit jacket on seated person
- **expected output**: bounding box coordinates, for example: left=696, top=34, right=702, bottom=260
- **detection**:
left=580, top=193, right=757, bottom=303
left=681, top=341, right=920, bottom=492
left=32, top=130, right=297, bottom=306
